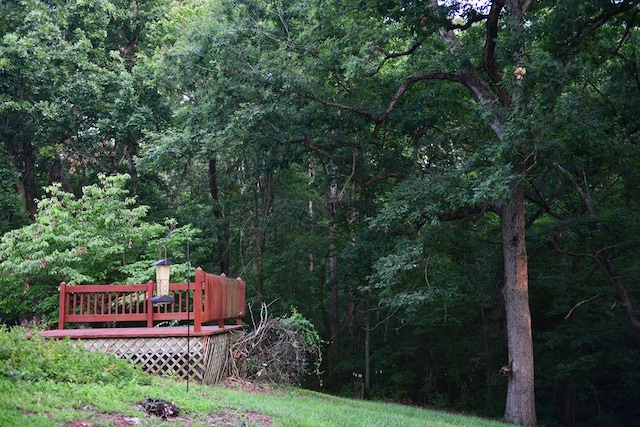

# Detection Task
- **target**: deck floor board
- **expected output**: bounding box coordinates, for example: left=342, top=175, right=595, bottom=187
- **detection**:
left=40, top=325, right=242, bottom=339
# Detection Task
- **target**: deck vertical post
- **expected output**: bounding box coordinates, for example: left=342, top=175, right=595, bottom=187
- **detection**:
left=193, top=267, right=204, bottom=332
left=214, top=275, right=223, bottom=329
left=58, top=282, right=67, bottom=330
left=146, top=280, right=155, bottom=327
left=236, top=278, right=246, bottom=325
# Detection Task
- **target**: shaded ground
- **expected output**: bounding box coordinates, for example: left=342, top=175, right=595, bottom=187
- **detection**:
left=64, top=379, right=273, bottom=427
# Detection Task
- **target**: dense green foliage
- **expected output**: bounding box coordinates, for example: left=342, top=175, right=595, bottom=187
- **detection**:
left=2, top=1, right=640, bottom=425
left=0, top=326, right=151, bottom=385
left=0, top=173, right=191, bottom=322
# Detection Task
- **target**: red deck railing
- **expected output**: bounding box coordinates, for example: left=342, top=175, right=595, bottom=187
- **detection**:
left=57, top=267, right=246, bottom=332
left=195, top=268, right=246, bottom=330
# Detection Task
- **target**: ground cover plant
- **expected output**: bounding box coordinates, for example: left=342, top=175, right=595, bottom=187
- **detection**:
left=0, top=327, right=514, bottom=426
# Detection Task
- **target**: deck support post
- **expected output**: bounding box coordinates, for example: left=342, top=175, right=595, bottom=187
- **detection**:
left=57, top=282, right=67, bottom=330
left=146, top=280, right=155, bottom=327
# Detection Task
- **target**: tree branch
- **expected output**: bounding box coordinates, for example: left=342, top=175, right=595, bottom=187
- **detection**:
left=437, top=204, right=490, bottom=222
left=375, top=73, right=463, bottom=124
left=552, top=162, right=595, bottom=214
left=122, top=23, right=144, bottom=56
left=366, top=41, right=423, bottom=78
left=566, top=0, right=640, bottom=56
left=484, top=0, right=505, bottom=84
left=525, top=178, right=568, bottom=220
left=564, top=294, right=603, bottom=320
left=301, top=72, right=462, bottom=133
left=553, top=162, right=640, bottom=334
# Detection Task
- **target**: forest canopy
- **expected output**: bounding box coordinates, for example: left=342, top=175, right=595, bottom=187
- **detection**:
left=2, top=1, right=640, bottom=426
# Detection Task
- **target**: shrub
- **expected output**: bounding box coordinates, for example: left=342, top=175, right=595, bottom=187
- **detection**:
left=0, top=326, right=151, bottom=385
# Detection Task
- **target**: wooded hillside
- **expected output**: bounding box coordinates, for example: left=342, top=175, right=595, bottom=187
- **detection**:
left=2, top=1, right=640, bottom=425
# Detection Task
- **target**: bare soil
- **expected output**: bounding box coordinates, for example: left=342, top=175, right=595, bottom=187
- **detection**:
left=64, top=379, right=273, bottom=427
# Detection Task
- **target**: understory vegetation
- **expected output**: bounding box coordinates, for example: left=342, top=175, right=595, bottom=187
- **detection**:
left=0, top=326, right=151, bottom=385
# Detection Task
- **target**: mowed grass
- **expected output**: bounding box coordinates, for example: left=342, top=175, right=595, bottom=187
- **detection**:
left=0, top=328, right=512, bottom=426
left=0, top=376, right=514, bottom=427
left=215, top=386, right=513, bottom=427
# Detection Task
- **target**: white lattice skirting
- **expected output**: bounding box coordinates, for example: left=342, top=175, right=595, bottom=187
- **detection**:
left=77, top=331, right=242, bottom=384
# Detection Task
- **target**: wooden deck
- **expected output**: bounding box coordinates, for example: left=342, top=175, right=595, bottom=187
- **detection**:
left=41, top=325, right=244, bottom=384
left=39, top=268, right=246, bottom=384
left=53, top=268, right=246, bottom=333
left=40, top=324, right=243, bottom=339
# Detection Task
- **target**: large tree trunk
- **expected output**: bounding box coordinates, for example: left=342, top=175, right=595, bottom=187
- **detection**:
left=328, top=181, right=340, bottom=382
left=252, top=164, right=274, bottom=303
left=209, top=158, right=230, bottom=274
left=501, top=181, right=536, bottom=426
left=455, top=1, right=536, bottom=423
left=8, top=140, right=39, bottom=219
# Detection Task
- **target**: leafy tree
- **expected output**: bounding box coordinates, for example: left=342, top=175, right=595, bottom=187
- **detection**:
left=149, top=1, right=640, bottom=425
left=2, top=0, right=638, bottom=425
left=0, top=173, right=184, bottom=324
left=0, top=0, right=171, bottom=217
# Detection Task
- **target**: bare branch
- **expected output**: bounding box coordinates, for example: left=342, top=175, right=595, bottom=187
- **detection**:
left=370, top=41, right=422, bottom=75
left=376, top=73, right=463, bottom=123
left=362, top=172, right=403, bottom=187
left=525, top=179, right=568, bottom=220
left=299, top=93, right=375, bottom=121
left=301, top=72, right=463, bottom=129
left=553, top=162, right=595, bottom=214
left=231, top=302, right=322, bottom=384
left=384, top=41, right=422, bottom=60
left=338, top=150, right=357, bottom=201
left=564, top=294, right=603, bottom=319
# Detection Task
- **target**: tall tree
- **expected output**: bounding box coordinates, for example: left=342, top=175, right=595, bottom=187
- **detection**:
left=136, top=0, right=640, bottom=424
left=0, top=173, right=176, bottom=323
left=0, top=0, right=170, bottom=216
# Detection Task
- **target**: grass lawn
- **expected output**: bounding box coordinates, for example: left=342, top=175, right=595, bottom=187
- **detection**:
left=0, top=326, right=514, bottom=426
left=0, top=376, right=514, bottom=427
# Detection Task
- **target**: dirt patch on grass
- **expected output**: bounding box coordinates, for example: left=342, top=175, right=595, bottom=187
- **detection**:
left=220, top=376, right=276, bottom=394
left=62, top=378, right=275, bottom=427
left=208, top=410, right=272, bottom=426
left=65, top=410, right=272, bottom=426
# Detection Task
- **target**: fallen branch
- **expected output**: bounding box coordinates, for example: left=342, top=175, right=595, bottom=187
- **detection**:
left=230, top=303, right=322, bottom=385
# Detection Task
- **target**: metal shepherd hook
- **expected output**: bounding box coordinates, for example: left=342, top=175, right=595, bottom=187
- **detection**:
left=164, top=229, right=191, bottom=392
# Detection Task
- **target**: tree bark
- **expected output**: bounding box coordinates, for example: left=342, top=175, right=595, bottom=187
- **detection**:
left=253, top=180, right=265, bottom=303
left=501, top=181, right=537, bottom=426
left=8, top=140, right=38, bottom=219
left=364, top=288, right=371, bottom=399
left=48, top=153, right=74, bottom=194
left=596, top=247, right=640, bottom=335
left=328, top=181, right=340, bottom=383
left=209, top=158, right=230, bottom=274
left=252, top=164, right=274, bottom=303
